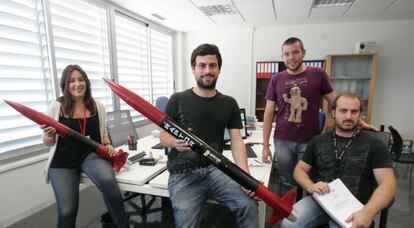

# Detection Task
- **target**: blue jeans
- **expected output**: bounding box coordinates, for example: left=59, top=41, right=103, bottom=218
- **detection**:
left=49, top=153, right=129, bottom=228
left=168, top=165, right=258, bottom=228
left=280, top=196, right=341, bottom=228
left=274, top=140, right=308, bottom=196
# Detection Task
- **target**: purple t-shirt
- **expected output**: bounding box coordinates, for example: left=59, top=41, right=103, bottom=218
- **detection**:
left=265, top=67, right=333, bottom=142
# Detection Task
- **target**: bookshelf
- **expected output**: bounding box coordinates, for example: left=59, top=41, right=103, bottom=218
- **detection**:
left=255, top=60, right=324, bottom=121
left=323, top=54, right=378, bottom=129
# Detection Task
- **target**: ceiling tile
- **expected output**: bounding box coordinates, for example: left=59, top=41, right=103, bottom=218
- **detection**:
left=275, top=0, right=313, bottom=19
left=109, top=0, right=414, bottom=31
left=211, top=14, right=246, bottom=24
left=191, top=0, right=233, bottom=7
left=346, top=0, right=395, bottom=15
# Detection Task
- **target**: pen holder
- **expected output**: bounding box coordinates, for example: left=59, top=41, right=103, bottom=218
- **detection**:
left=128, top=142, right=137, bottom=151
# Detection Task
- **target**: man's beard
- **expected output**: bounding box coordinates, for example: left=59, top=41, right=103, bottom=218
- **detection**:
left=286, top=60, right=303, bottom=72
left=196, top=74, right=217, bottom=90
left=336, top=120, right=358, bottom=132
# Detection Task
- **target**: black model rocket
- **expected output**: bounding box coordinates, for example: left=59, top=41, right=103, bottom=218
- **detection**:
left=4, top=100, right=129, bottom=172
left=103, top=78, right=298, bottom=224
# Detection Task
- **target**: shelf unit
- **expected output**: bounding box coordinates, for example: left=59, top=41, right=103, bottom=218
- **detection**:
left=323, top=53, right=378, bottom=129
left=255, top=60, right=325, bottom=121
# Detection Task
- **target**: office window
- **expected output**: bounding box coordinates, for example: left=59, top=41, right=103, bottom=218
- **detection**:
left=115, top=13, right=150, bottom=122
left=150, top=29, right=173, bottom=102
left=49, top=0, right=113, bottom=110
left=0, top=0, right=52, bottom=154
left=0, top=0, right=175, bottom=157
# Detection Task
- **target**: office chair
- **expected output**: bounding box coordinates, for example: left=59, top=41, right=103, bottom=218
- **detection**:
left=155, top=96, right=169, bottom=112
left=388, top=126, right=414, bottom=190
left=319, top=110, right=326, bottom=133
left=154, top=96, right=169, bottom=153
left=388, top=126, right=414, bottom=163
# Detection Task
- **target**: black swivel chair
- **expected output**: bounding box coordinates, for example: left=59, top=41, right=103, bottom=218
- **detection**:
left=388, top=126, right=414, bottom=191
left=388, top=126, right=414, bottom=164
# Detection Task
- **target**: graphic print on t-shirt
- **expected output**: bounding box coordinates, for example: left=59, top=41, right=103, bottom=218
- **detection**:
left=282, top=84, right=308, bottom=123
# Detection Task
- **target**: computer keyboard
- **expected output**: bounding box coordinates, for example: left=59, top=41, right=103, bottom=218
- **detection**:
left=246, top=144, right=257, bottom=158
left=128, top=151, right=146, bottom=163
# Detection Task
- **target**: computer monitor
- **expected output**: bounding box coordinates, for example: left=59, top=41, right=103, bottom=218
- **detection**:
left=224, top=108, right=248, bottom=143
left=107, top=110, right=139, bottom=147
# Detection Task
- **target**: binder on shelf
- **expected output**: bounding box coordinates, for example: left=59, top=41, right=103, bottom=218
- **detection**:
left=256, top=60, right=324, bottom=79
left=303, top=60, right=324, bottom=69
left=256, top=61, right=279, bottom=79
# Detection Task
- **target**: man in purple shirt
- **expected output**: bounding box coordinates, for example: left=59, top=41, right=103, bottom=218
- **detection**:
left=261, top=37, right=374, bottom=196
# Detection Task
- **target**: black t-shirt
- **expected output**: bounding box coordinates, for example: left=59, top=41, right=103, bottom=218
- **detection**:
left=51, top=114, right=101, bottom=168
left=301, top=130, right=393, bottom=204
left=165, top=89, right=242, bottom=174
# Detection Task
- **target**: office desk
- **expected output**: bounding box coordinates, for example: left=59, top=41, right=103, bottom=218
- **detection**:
left=148, top=130, right=274, bottom=228
left=81, top=135, right=167, bottom=190
left=82, top=130, right=274, bottom=228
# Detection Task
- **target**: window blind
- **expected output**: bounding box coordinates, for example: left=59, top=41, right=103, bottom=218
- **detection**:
left=49, top=0, right=113, bottom=111
left=115, top=13, right=150, bottom=122
left=0, top=0, right=52, bottom=153
left=150, top=29, right=173, bottom=102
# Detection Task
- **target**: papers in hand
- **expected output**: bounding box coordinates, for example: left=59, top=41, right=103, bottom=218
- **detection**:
left=312, top=179, right=364, bottom=228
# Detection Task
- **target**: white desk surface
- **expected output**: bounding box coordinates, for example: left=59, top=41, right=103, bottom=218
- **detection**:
left=148, top=130, right=273, bottom=192
left=81, top=135, right=167, bottom=186
left=115, top=136, right=167, bottom=186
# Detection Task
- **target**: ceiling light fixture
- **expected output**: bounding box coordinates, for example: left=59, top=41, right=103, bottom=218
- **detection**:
left=199, top=4, right=238, bottom=16
left=313, top=0, right=354, bottom=8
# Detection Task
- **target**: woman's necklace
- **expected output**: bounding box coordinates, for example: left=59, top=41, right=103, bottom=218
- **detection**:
left=78, top=107, right=87, bottom=136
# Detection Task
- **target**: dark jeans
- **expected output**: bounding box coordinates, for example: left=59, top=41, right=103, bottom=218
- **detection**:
left=168, top=165, right=258, bottom=228
left=275, top=140, right=308, bottom=196
left=49, top=153, right=129, bottom=228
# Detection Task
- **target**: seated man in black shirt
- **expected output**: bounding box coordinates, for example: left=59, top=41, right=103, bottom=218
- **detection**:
left=281, top=92, right=396, bottom=228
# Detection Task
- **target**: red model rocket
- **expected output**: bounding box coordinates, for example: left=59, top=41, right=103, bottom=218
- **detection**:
left=4, top=100, right=129, bottom=172
left=103, top=78, right=298, bottom=224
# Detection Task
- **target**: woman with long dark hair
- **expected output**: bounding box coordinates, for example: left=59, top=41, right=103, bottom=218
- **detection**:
left=41, top=65, right=129, bottom=228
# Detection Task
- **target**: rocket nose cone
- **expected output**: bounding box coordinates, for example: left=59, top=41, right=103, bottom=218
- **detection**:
left=4, top=100, right=20, bottom=110
left=102, top=78, right=115, bottom=87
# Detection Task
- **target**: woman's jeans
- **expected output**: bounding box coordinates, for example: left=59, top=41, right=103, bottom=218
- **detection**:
left=49, top=153, right=129, bottom=228
left=168, top=165, right=258, bottom=228
left=275, top=140, right=308, bottom=196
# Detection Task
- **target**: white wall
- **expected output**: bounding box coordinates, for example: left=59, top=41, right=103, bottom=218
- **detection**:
left=182, top=19, right=414, bottom=137
left=179, top=28, right=255, bottom=114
